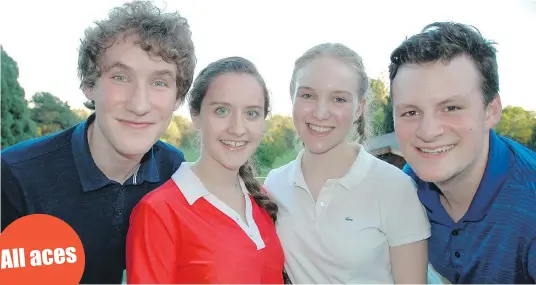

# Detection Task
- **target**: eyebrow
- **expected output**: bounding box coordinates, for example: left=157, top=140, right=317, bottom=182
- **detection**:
left=297, top=86, right=352, bottom=96
left=103, top=61, right=176, bottom=79
left=208, top=101, right=263, bottom=109
left=395, top=95, right=466, bottom=109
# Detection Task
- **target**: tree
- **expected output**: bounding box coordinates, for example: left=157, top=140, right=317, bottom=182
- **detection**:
left=495, top=106, right=536, bottom=147
left=1, top=48, right=37, bottom=148
left=254, top=115, right=296, bottom=173
left=72, top=108, right=92, bottom=122
left=368, top=78, right=393, bottom=136
left=161, top=118, right=181, bottom=147
left=30, top=92, right=80, bottom=137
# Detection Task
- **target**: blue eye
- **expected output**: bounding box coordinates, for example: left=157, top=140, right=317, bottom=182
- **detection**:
left=246, top=110, right=260, bottom=118
left=112, top=74, right=127, bottom=82
left=333, top=97, right=347, bottom=103
left=152, top=80, right=167, bottom=87
left=215, top=107, right=229, bottom=116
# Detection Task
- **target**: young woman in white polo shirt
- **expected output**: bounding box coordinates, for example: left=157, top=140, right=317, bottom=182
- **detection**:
left=263, top=43, right=431, bottom=284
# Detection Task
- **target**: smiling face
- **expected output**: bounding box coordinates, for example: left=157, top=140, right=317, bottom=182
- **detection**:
left=392, top=54, right=502, bottom=184
left=192, top=73, right=266, bottom=171
left=84, top=33, right=180, bottom=157
left=292, top=56, right=363, bottom=155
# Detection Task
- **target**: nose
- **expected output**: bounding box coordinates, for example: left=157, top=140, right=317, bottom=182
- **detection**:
left=416, top=113, right=444, bottom=142
left=228, top=112, right=246, bottom=136
left=312, top=100, right=330, bottom=121
left=125, top=83, right=152, bottom=116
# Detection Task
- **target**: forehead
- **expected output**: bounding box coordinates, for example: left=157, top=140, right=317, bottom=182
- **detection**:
left=392, top=55, right=482, bottom=105
left=204, top=73, right=264, bottom=106
left=100, top=34, right=176, bottom=75
left=295, top=56, right=358, bottom=93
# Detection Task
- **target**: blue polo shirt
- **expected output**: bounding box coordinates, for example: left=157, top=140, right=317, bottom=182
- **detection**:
left=404, top=130, right=536, bottom=284
left=1, top=114, right=185, bottom=284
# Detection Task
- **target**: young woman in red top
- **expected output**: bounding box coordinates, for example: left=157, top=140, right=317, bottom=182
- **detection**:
left=125, top=57, right=285, bottom=284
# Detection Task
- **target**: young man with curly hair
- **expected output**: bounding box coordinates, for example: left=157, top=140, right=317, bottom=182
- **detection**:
left=1, top=1, right=197, bottom=283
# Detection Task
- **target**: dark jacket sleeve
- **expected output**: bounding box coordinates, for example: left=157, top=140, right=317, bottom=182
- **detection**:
left=1, top=158, right=27, bottom=232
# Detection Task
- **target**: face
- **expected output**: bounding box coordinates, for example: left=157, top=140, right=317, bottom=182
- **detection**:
left=292, top=56, right=363, bottom=154
left=84, top=33, right=179, bottom=157
left=192, top=73, right=266, bottom=171
left=392, top=54, right=502, bottom=184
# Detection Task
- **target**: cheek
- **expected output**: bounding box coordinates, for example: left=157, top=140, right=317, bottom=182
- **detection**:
left=150, top=91, right=179, bottom=112
left=96, top=82, right=128, bottom=107
left=394, top=120, right=416, bottom=144
left=331, top=105, right=354, bottom=125
left=248, top=120, right=265, bottom=142
left=292, top=100, right=314, bottom=121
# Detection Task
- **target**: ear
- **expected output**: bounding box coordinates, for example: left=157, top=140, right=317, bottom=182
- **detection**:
left=485, top=94, right=503, bottom=129
left=83, top=86, right=94, bottom=101
left=190, top=108, right=201, bottom=130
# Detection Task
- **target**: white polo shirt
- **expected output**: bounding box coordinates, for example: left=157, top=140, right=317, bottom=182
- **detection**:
left=264, top=145, right=431, bottom=284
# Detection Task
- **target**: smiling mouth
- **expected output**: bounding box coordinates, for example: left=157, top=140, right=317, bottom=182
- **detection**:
left=417, top=144, right=455, bottom=154
left=307, top=123, right=334, bottom=133
left=120, top=120, right=152, bottom=128
left=220, top=140, right=248, bottom=149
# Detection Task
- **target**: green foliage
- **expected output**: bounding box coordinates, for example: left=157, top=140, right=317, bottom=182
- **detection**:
left=30, top=92, right=80, bottom=137
left=1, top=48, right=37, bottom=148
left=495, top=106, right=536, bottom=149
left=368, top=78, right=393, bottom=136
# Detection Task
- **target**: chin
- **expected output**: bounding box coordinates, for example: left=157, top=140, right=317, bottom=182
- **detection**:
left=410, top=165, right=457, bottom=184
left=114, top=139, right=157, bottom=157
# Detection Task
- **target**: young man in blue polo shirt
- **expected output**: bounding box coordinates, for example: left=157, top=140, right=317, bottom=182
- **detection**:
left=388, top=21, right=536, bottom=283
left=1, top=1, right=196, bottom=283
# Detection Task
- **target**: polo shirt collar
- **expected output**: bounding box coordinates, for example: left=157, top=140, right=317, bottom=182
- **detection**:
left=72, top=113, right=160, bottom=192
left=417, top=129, right=513, bottom=224
left=288, top=143, right=373, bottom=191
left=172, top=162, right=249, bottom=205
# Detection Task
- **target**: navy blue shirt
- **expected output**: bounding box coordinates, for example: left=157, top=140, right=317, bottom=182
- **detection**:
left=1, top=114, right=185, bottom=284
left=404, top=130, right=536, bottom=283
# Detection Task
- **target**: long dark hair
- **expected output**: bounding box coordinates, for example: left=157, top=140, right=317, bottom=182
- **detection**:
left=188, top=56, right=278, bottom=222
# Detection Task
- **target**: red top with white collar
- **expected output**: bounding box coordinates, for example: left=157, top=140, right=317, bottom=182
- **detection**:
left=126, top=162, right=284, bottom=284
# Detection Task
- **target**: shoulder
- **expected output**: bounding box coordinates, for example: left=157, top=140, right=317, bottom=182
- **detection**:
left=498, top=136, right=536, bottom=193
left=1, top=126, right=75, bottom=167
left=153, top=140, right=186, bottom=161
left=501, top=136, right=536, bottom=175
left=364, top=153, right=418, bottom=196
left=137, top=179, right=184, bottom=210
left=152, top=140, right=186, bottom=177
left=264, top=159, right=297, bottom=188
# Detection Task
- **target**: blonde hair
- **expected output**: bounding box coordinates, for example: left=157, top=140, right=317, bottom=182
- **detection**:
left=290, top=43, right=372, bottom=143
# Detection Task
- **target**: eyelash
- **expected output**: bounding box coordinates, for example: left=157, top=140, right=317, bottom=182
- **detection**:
left=400, top=106, right=462, bottom=117
left=215, top=107, right=260, bottom=118
left=111, top=74, right=168, bottom=87
left=300, top=93, right=347, bottom=103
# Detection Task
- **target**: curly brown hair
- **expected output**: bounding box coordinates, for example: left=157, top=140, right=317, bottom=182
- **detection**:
left=77, top=0, right=197, bottom=109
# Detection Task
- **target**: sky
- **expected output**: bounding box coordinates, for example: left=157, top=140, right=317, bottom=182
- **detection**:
left=1, top=0, right=535, bottom=118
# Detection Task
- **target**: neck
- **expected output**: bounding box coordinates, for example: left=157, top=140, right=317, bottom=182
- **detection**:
left=87, top=122, right=143, bottom=184
left=436, top=139, right=490, bottom=218
left=191, top=152, right=240, bottom=194
left=301, top=141, right=358, bottom=180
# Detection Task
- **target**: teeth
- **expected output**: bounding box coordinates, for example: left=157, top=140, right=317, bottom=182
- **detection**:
left=221, top=140, right=246, bottom=147
left=308, top=123, right=334, bottom=133
left=419, top=145, right=455, bottom=154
